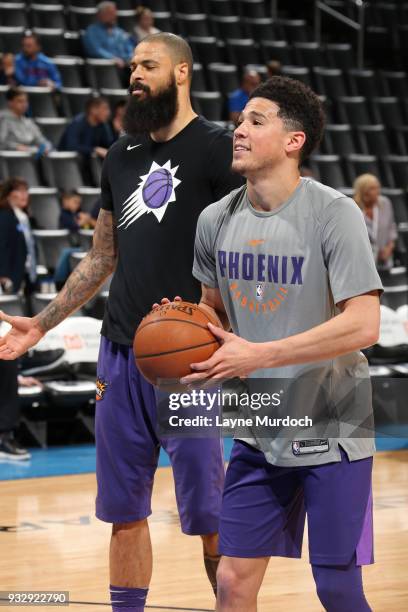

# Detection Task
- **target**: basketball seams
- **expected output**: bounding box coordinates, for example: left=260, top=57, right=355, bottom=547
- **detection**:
left=135, top=339, right=219, bottom=359
left=138, top=317, right=215, bottom=333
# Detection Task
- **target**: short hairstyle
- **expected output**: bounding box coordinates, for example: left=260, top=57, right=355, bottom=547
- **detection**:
left=85, top=95, right=109, bottom=114
left=0, top=177, right=28, bottom=209
left=353, top=173, right=380, bottom=208
left=6, top=87, right=26, bottom=102
left=22, top=32, right=40, bottom=45
left=140, top=32, right=194, bottom=82
left=249, top=76, right=326, bottom=163
left=97, top=1, right=116, bottom=13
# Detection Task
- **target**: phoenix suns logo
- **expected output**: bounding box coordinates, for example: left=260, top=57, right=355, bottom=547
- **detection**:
left=96, top=378, right=108, bottom=401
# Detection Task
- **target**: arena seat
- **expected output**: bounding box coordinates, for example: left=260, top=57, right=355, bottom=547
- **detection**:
left=188, top=36, right=224, bottom=65
left=30, top=3, right=67, bottom=29
left=348, top=69, right=380, bottom=98
left=313, top=67, right=349, bottom=99
left=36, top=118, right=69, bottom=149
left=324, top=124, right=357, bottom=156
left=22, top=86, right=59, bottom=118
left=0, top=294, right=25, bottom=317
left=294, top=42, right=327, bottom=68
left=192, top=91, right=223, bottom=121
left=77, top=186, right=100, bottom=213
left=60, top=87, right=94, bottom=117
left=356, top=124, right=391, bottom=157
left=0, top=2, right=27, bottom=27
left=336, top=96, right=373, bottom=126
left=53, top=58, right=87, bottom=89
left=0, top=26, right=24, bottom=53
left=176, top=13, right=211, bottom=37
left=309, top=154, right=347, bottom=189
left=260, top=39, right=293, bottom=65
left=0, top=151, right=41, bottom=187
left=42, top=152, right=84, bottom=191
left=29, top=187, right=60, bottom=230
left=85, top=59, right=123, bottom=90
left=226, top=38, right=261, bottom=67
left=32, top=229, right=71, bottom=272
left=32, top=28, right=70, bottom=57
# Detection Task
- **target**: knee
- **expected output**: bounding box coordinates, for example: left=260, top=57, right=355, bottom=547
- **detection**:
left=216, top=565, right=247, bottom=606
left=112, top=519, right=148, bottom=541
left=201, top=533, right=219, bottom=556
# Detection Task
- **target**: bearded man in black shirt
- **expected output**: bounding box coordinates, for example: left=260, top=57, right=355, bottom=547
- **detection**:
left=0, top=33, right=242, bottom=611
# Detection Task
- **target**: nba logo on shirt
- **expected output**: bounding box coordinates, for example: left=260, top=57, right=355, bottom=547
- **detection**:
left=256, top=283, right=265, bottom=301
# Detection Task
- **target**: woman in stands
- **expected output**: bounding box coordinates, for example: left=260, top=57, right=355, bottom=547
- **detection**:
left=354, top=173, right=398, bottom=269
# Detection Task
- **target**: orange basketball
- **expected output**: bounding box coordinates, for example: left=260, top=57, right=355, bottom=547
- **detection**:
left=133, top=301, right=221, bottom=386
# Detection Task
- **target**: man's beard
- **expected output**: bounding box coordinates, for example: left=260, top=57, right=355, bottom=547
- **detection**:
left=123, top=76, right=179, bottom=136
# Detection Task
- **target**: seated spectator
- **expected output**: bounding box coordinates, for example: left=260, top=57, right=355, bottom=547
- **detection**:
left=0, top=177, right=37, bottom=295
left=134, top=6, right=161, bottom=42
left=59, top=96, right=114, bottom=159
left=0, top=88, right=52, bottom=153
left=83, top=1, right=134, bottom=67
left=111, top=99, right=127, bottom=139
left=59, top=191, right=93, bottom=232
left=15, top=33, right=62, bottom=90
left=266, top=60, right=282, bottom=79
left=353, top=173, right=398, bottom=269
left=0, top=53, right=16, bottom=86
left=228, top=70, right=261, bottom=125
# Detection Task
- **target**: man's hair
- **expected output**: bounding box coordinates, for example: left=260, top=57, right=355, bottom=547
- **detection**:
left=249, top=76, right=326, bottom=163
left=85, top=95, right=109, bottom=114
left=22, top=32, right=40, bottom=45
left=97, top=1, right=116, bottom=13
left=6, top=87, right=26, bottom=102
left=140, top=32, right=194, bottom=82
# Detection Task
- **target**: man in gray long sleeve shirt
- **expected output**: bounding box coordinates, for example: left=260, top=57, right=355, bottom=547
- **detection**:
left=0, top=88, right=52, bottom=152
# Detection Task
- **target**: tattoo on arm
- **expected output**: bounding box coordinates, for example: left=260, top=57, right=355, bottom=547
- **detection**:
left=34, top=210, right=118, bottom=333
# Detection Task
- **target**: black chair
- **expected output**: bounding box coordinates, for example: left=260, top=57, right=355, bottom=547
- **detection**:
left=35, top=118, right=68, bottom=149
left=345, top=154, right=381, bottom=184
left=336, top=96, right=372, bottom=126
left=309, top=154, right=347, bottom=189
left=192, top=91, right=223, bottom=121
left=324, top=124, right=357, bottom=156
left=30, top=3, right=67, bottom=29
left=277, top=18, right=309, bottom=42
left=326, top=43, right=354, bottom=71
left=85, top=59, right=123, bottom=90
left=356, top=125, right=391, bottom=157
left=348, top=69, right=380, bottom=98
left=188, top=36, right=224, bottom=65
left=67, top=6, right=97, bottom=30
left=294, top=42, right=326, bottom=68
left=22, top=86, right=58, bottom=119
left=77, top=186, right=101, bottom=214
left=0, top=2, right=27, bottom=27
left=60, top=87, right=94, bottom=117
left=117, top=9, right=136, bottom=33
left=281, top=66, right=312, bottom=88
left=54, top=58, right=87, bottom=89
left=226, top=39, right=261, bottom=66
left=261, top=40, right=293, bottom=65
left=0, top=152, right=41, bottom=187
left=381, top=71, right=408, bottom=98
left=210, top=15, right=244, bottom=39
left=32, top=28, right=69, bottom=57
left=242, top=17, right=280, bottom=41
left=207, top=63, right=239, bottom=95
left=372, top=97, right=405, bottom=128
left=32, top=229, right=71, bottom=272
left=385, top=155, right=408, bottom=189
left=381, top=285, right=408, bottom=310
left=238, top=0, right=266, bottom=19
left=0, top=26, right=25, bottom=54
left=78, top=228, right=94, bottom=250
left=64, top=31, right=84, bottom=57
left=151, top=11, right=173, bottom=32
left=29, top=187, right=60, bottom=229
left=208, top=0, right=235, bottom=16
left=0, top=294, right=25, bottom=317
left=191, top=63, right=207, bottom=92
left=42, top=152, right=84, bottom=191
left=176, top=13, right=211, bottom=37
left=313, top=67, right=348, bottom=99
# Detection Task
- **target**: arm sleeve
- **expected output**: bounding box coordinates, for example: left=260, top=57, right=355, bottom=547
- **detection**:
left=192, top=207, right=219, bottom=288
left=207, top=131, right=244, bottom=200
left=48, top=61, right=62, bottom=89
left=100, top=155, right=113, bottom=212
left=59, top=120, right=92, bottom=155
left=83, top=27, right=114, bottom=59
left=384, top=196, right=398, bottom=242
left=321, top=197, right=383, bottom=304
left=0, top=118, right=10, bottom=149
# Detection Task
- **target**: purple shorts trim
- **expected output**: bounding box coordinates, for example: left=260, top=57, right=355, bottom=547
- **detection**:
left=95, top=337, right=225, bottom=534
left=219, top=441, right=374, bottom=566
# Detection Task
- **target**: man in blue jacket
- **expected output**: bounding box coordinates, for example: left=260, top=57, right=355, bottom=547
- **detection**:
left=83, top=1, right=134, bottom=67
left=15, top=33, right=62, bottom=90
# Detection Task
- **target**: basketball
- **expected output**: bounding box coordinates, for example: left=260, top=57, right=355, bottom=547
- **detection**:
left=142, top=168, right=173, bottom=209
left=133, top=301, right=221, bottom=386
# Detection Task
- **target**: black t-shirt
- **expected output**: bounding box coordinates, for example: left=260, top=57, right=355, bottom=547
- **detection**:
left=100, top=116, right=243, bottom=345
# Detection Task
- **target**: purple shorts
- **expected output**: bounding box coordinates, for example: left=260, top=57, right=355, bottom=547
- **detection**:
left=219, top=441, right=374, bottom=566
left=95, top=337, right=225, bottom=534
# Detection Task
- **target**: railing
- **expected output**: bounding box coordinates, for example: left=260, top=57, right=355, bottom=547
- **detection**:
left=314, top=0, right=366, bottom=69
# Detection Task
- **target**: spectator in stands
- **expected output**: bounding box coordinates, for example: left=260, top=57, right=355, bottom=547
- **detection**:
left=59, top=96, right=114, bottom=181
left=111, top=99, right=127, bottom=139
left=134, top=6, right=161, bottom=42
left=0, top=53, right=16, bottom=86
left=0, top=88, right=52, bottom=153
left=266, top=60, right=282, bottom=79
left=354, top=173, right=398, bottom=269
left=59, top=191, right=92, bottom=232
left=83, top=1, right=134, bottom=67
left=15, top=33, right=62, bottom=90
left=228, top=69, right=261, bottom=125
left=0, top=177, right=37, bottom=296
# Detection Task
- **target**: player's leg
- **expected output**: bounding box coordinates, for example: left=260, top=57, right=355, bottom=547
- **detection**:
left=217, top=440, right=306, bottom=609
left=95, top=337, right=160, bottom=611
left=303, top=447, right=374, bottom=611
left=216, top=556, right=269, bottom=611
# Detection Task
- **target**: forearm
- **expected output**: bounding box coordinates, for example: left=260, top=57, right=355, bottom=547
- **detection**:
left=260, top=308, right=379, bottom=369
left=199, top=299, right=230, bottom=331
left=34, top=248, right=115, bottom=332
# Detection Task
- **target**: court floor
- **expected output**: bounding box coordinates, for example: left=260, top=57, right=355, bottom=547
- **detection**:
left=0, top=450, right=407, bottom=611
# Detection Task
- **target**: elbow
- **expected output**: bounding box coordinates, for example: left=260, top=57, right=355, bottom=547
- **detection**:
left=360, top=323, right=380, bottom=349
